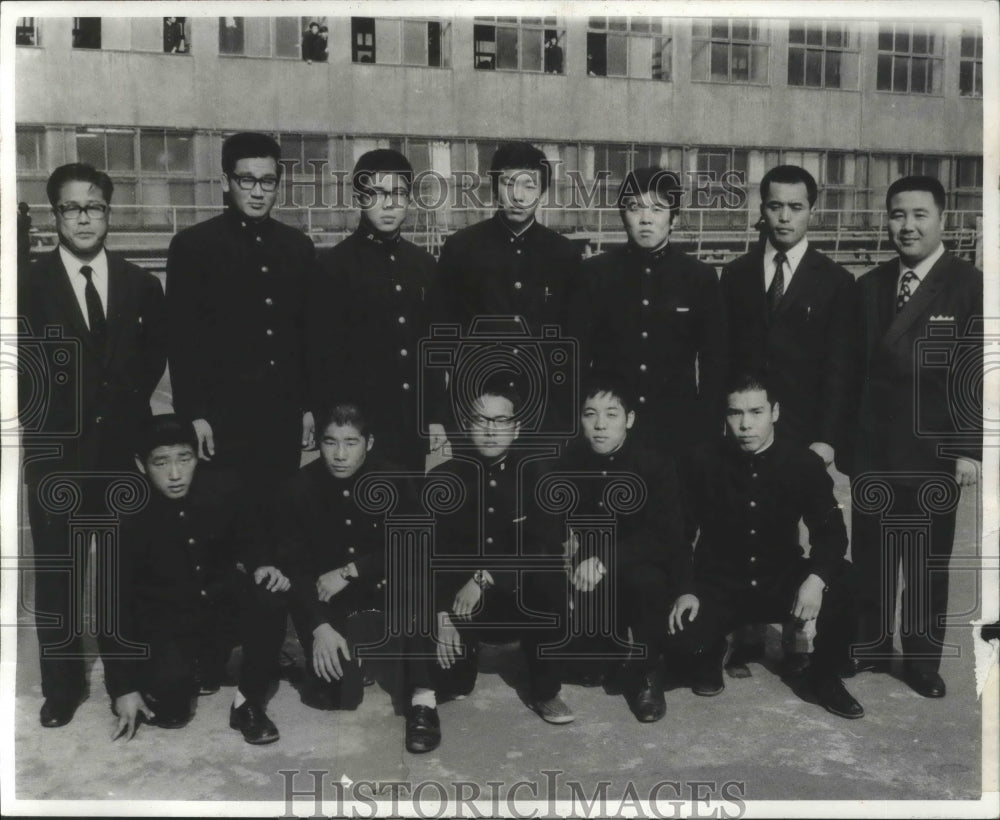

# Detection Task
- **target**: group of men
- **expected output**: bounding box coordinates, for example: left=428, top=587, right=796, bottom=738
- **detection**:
left=18, top=133, right=983, bottom=756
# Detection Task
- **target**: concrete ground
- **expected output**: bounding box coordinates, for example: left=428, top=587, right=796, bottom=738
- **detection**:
left=7, top=461, right=996, bottom=811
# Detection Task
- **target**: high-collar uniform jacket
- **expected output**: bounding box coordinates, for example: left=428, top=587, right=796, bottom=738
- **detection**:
left=539, top=437, right=688, bottom=582
left=165, top=209, right=315, bottom=472
left=720, top=243, right=857, bottom=457
left=19, top=248, right=167, bottom=480
left=276, top=457, right=415, bottom=635
left=677, top=437, right=848, bottom=597
left=577, top=243, right=727, bottom=455
left=308, top=225, right=441, bottom=467
left=104, top=470, right=265, bottom=698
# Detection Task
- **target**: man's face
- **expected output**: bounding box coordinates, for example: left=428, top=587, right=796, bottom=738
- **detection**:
left=53, top=180, right=110, bottom=260
left=888, top=189, right=945, bottom=267
left=320, top=422, right=373, bottom=479
left=356, top=172, right=411, bottom=235
left=760, top=181, right=813, bottom=252
left=467, top=394, right=520, bottom=460
left=139, top=444, right=198, bottom=500
left=725, top=389, right=779, bottom=454
left=496, top=168, right=542, bottom=224
left=621, top=191, right=674, bottom=250
left=581, top=392, right=634, bottom=455
left=221, top=156, right=280, bottom=222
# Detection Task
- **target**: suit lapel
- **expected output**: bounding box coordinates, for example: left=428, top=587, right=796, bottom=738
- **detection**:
left=882, top=254, right=951, bottom=348
left=773, top=247, right=816, bottom=318
left=104, top=253, right=129, bottom=363
left=42, top=250, right=97, bottom=353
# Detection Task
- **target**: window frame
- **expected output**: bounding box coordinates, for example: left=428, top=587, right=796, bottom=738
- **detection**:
left=473, top=16, right=565, bottom=74
left=585, top=17, right=672, bottom=80
left=958, top=29, right=983, bottom=98
left=217, top=17, right=303, bottom=60
left=786, top=21, right=860, bottom=90
left=16, top=17, right=40, bottom=46
left=875, top=23, right=944, bottom=96
left=350, top=17, right=450, bottom=68
left=691, top=19, right=771, bottom=85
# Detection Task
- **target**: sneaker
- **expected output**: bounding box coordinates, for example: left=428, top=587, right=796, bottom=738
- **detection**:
left=532, top=695, right=575, bottom=724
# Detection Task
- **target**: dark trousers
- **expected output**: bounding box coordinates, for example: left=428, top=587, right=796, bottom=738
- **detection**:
left=669, top=558, right=855, bottom=677
left=851, top=481, right=957, bottom=670
left=432, top=572, right=567, bottom=702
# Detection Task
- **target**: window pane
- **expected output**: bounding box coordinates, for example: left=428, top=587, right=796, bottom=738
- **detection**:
left=894, top=29, right=909, bottom=52
left=607, top=34, right=627, bottom=76
left=789, top=24, right=805, bottom=44
left=876, top=53, right=892, bottom=89
left=652, top=35, right=671, bottom=80
left=877, top=27, right=893, bottom=51
left=629, top=36, right=652, bottom=79
left=131, top=18, right=162, bottom=51
left=428, top=21, right=443, bottom=67
left=409, top=141, right=431, bottom=174
left=74, top=18, right=101, bottom=49
left=731, top=43, right=750, bottom=81
left=107, top=132, right=135, bottom=171
left=522, top=27, right=542, bottom=71
left=16, top=18, right=38, bottom=46
left=805, top=23, right=822, bottom=45
left=375, top=19, right=401, bottom=65
left=910, top=57, right=927, bottom=92
left=710, top=42, right=729, bottom=80
left=141, top=132, right=167, bottom=172
left=245, top=17, right=271, bottom=57
left=732, top=20, right=750, bottom=40
left=788, top=47, right=804, bottom=85
left=609, top=17, right=628, bottom=31
left=167, top=133, right=194, bottom=171
left=496, top=27, right=518, bottom=69
left=587, top=32, right=607, bottom=75
left=750, top=45, right=767, bottom=83
left=892, top=55, right=908, bottom=91
left=353, top=17, right=376, bottom=62
left=16, top=131, right=41, bottom=169
left=711, top=20, right=729, bottom=39
left=691, top=38, right=710, bottom=80
left=169, top=181, right=195, bottom=207
left=220, top=17, right=244, bottom=54
left=912, top=31, right=927, bottom=54
left=607, top=145, right=628, bottom=179
left=805, top=49, right=822, bottom=86
left=76, top=132, right=104, bottom=167
left=275, top=17, right=300, bottom=57
left=403, top=20, right=427, bottom=65
left=824, top=50, right=842, bottom=88
left=826, top=25, right=844, bottom=48
left=474, top=24, right=496, bottom=69
left=631, top=18, right=650, bottom=33
left=302, top=136, right=327, bottom=164
left=588, top=17, right=606, bottom=30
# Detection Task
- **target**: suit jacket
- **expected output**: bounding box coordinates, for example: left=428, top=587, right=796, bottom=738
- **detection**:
left=851, top=251, right=983, bottom=478
left=165, top=210, right=314, bottom=452
left=721, top=243, right=857, bottom=457
left=19, top=247, right=167, bottom=482
left=577, top=243, right=727, bottom=454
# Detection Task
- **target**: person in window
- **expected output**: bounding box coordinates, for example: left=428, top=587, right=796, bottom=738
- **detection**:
left=317, top=25, right=330, bottom=62
left=164, top=17, right=186, bottom=54
left=544, top=34, right=563, bottom=74
left=302, top=22, right=323, bottom=64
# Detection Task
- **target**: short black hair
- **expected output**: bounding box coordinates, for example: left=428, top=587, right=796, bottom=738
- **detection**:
left=725, top=371, right=778, bottom=407
left=352, top=149, right=415, bottom=194
left=885, top=175, right=946, bottom=213
left=308, top=22, right=319, bottom=30
left=617, top=167, right=683, bottom=215
left=490, top=141, right=551, bottom=196
left=760, top=165, right=818, bottom=207
left=581, top=371, right=636, bottom=416
left=221, top=132, right=282, bottom=176
left=135, top=414, right=198, bottom=461
left=46, top=163, right=114, bottom=207
left=461, top=372, right=524, bottom=422
left=317, top=402, right=373, bottom=440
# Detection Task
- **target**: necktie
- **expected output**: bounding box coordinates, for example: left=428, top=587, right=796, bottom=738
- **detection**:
left=767, top=251, right=786, bottom=316
left=897, top=270, right=918, bottom=313
left=80, top=265, right=107, bottom=346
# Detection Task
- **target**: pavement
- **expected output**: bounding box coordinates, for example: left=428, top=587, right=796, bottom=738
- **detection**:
left=7, top=458, right=996, bottom=816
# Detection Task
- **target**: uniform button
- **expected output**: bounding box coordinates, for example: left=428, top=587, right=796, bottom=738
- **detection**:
left=750, top=529, right=756, bottom=535
left=598, top=501, right=605, bottom=508
left=345, top=519, right=352, bottom=526
left=750, top=580, right=758, bottom=587
left=601, top=470, right=607, bottom=477
left=95, top=415, right=103, bottom=424
left=642, top=299, right=649, bottom=306
left=389, top=254, right=396, bottom=262
left=395, top=284, right=402, bottom=292
left=400, top=349, right=408, bottom=357
left=266, top=328, right=274, bottom=336
left=639, top=364, right=647, bottom=372
left=398, top=316, right=406, bottom=324
left=402, top=382, right=410, bottom=391
left=749, top=501, right=757, bottom=508
left=514, top=281, right=522, bottom=289
left=750, top=556, right=756, bottom=563
left=641, top=331, right=648, bottom=339
left=195, top=565, right=201, bottom=571
left=269, top=360, right=276, bottom=366
left=343, top=489, right=350, bottom=498
left=200, top=589, right=207, bottom=597
left=516, top=249, right=522, bottom=255
left=489, top=479, right=497, bottom=488
left=255, top=235, right=262, bottom=243
left=752, top=473, right=758, bottom=479
left=265, top=297, right=273, bottom=306
left=644, top=267, right=651, bottom=274
left=639, top=396, right=646, bottom=404
left=348, top=547, right=355, bottom=554
left=486, top=537, right=494, bottom=545
left=261, top=265, right=269, bottom=273
left=188, top=537, right=196, bottom=545
left=179, top=510, right=186, bottom=518
left=487, top=507, right=495, bottom=514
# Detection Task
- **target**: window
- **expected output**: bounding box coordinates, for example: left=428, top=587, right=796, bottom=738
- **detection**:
left=953, top=156, right=983, bottom=211
left=73, top=18, right=101, bottom=49
left=586, top=17, right=672, bottom=80
left=693, top=148, right=749, bottom=222
left=139, top=130, right=194, bottom=173
left=474, top=17, right=564, bottom=73
left=351, top=17, right=449, bottom=67
left=876, top=24, right=942, bottom=94
left=16, top=129, right=45, bottom=171
left=218, top=17, right=300, bottom=58
left=787, top=22, right=859, bottom=89
left=593, top=144, right=631, bottom=181
left=959, top=30, right=982, bottom=97
left=692, top=20, right=769, bottom=83
left=162, top=18, right=189, bottom=53
left=16, top=18, right=39, bottom=46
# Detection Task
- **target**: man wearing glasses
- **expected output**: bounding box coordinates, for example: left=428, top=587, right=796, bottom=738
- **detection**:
left=166, top=132, right=316, bottom=504
left=308, top=149, right=445, bottom=471
left=19, top=162, right=167, bottom=727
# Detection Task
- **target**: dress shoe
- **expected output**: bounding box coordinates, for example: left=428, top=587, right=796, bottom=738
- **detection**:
left=531, top=694, right=575, bottom=724
left=39, top=697, right=77, bottom=728
left=904, top=666, right=946, bottom=698
left=691, top=640, right=728, bottom=697
left=197, top=678, right=221, bottom=696
left=626, top=673, right=666, bottom=723
left=839, top=656, right=888, bottom=678
left=980, top=622, right=1000, bottom=642
left=813, top=675, right=865, bottom=719
left=405, top=704, right=441, bottom=753
left=230, top=701, right=280, bottom=744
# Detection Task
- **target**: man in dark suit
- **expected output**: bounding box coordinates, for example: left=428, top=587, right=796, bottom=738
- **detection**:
left=165, top=132, right=315, bottom=503
left=308, top=149, right=445, bottom=470
left=720, top=165, right=857, bottom=468
left=848, top=176, right=982, bottom=698
left=19, top=162, right=167, bottom=728
left=577, top=168, right=727, bottom=457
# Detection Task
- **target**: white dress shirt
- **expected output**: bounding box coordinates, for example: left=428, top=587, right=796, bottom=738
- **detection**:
left=59, top=245, right=108, bottom=330
left=763, top=237, right=809, bottom=292
left=897, top=243, right=945, bottom=296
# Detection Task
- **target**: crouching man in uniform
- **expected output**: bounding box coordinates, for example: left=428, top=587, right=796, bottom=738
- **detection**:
left=106, top=415, right=290, bottom=743
left=668, top=373, right=864, bottom=719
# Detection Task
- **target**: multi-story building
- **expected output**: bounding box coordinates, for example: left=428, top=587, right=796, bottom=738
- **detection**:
left=13, top=13, right=984, bottom=266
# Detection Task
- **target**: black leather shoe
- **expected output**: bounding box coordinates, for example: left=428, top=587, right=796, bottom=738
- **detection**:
left=981, top=622, right=1000, bottom=642
left=405, top=704, right=441, bottom=753
left=813, top=675, right=865, bottom=719
left=904, top=666, right=946, bottom=698
left=230, top=701, right=280, bottom=744
left=839, top=656, right=888, bottom=678
left=691, top=641, right=727, bottom=696
left=627, top=673, right=666, bottom=723
left=39, top=697, right=77, bottom=728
